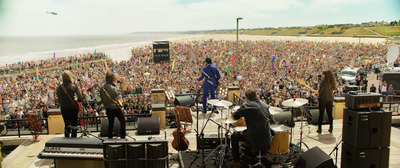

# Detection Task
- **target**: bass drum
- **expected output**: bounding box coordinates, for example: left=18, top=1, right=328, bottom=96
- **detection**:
left=268, top=124, right=290, bottom=155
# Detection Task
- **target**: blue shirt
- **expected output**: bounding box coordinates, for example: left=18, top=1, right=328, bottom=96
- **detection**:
left=197, top=64, right=221, bottom=86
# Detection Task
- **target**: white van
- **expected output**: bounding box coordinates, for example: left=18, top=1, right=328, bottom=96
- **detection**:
left=340, top=67, right=360, bottom=84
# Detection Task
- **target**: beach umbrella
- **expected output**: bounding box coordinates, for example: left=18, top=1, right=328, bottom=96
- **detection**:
left=144, top=72, right=150, bottom=76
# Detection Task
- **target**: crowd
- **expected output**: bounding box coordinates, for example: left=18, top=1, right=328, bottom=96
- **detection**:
left=0, top=37, right=391, bottom=123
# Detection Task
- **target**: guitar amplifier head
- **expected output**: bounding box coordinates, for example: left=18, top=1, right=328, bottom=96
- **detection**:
left=345, top=93, right=383, bottom=110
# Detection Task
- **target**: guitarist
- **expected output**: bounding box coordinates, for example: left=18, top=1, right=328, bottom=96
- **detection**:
left=100, top=72, right=126, bottom=139
left=197, top=58, right=221, bottom=113
left=56, top=70, right=83, bottom=138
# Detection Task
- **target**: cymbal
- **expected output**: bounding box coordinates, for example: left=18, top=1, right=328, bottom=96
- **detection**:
left=215, top=118, right=236, bottom=124
left=282, top=98, right=308, bottom=107
left=269, top=106, right=283, bottom=115
left=208, top=99, right=233, bottom=107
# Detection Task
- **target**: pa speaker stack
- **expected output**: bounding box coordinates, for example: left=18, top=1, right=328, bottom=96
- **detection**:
left=341, top=92, right=391, bottom=168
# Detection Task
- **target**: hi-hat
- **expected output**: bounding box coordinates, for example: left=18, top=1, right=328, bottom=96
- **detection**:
left=208, top=99, right=233, bottom=107
left=215, top=118, right=235, bottom=124
left=282, top=98, right=308, bottom=107
left=269, top=106, right=283, bottom=115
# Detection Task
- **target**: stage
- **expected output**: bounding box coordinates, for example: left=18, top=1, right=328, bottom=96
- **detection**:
left=2, top=108, right=400, bottom=168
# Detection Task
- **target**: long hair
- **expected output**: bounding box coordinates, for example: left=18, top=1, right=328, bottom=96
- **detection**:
left=62, top=70, right=74, bottom=82
left=105, top=72, right=119, bottom=83
left=323, top=70, right=336, bottom=90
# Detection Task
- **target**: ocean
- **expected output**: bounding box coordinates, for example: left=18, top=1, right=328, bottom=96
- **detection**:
left=0, top=33, right=199, bottom=66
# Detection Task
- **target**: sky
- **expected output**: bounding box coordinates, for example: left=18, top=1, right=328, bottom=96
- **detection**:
left=0, top=0, right=399, bottom=36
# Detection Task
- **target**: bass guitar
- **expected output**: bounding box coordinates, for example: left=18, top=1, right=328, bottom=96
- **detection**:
left=296, top=79, right=319, bottom=95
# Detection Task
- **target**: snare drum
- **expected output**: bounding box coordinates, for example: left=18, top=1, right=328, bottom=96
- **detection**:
left=231, top=106, right=246, bottom=126
left=268, top=124, right=290, bottom=155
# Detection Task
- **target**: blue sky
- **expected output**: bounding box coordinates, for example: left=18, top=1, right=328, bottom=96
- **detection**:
left=0, top=0, right=398, bottom=36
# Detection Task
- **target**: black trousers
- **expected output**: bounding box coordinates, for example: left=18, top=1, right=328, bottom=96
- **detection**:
left=106, top=108, right=126, bottom=139
left=318, top=100, right=333, bottom=129
left=231, top=131, right=248, bottom=162
left=61, top=108, right=78, bottom=138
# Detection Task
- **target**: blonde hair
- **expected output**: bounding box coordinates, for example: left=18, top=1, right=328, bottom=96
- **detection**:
left=62, top=70, right=74, bottom=82
left=105, top=72, right=119, bottom=83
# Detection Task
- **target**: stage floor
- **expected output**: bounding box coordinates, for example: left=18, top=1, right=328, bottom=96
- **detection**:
left=2, top=108, right=400, bottom=168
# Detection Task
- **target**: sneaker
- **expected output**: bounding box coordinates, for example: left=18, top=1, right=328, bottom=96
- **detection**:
left=202, top=110, right=207, bottom=114
left=316, top=129, right=321, bottom=134
left=214, top=110, right=219, bottom=114
left=328, top=128, right=333, bottom=133
left=226, top=160, right=240, bottom=168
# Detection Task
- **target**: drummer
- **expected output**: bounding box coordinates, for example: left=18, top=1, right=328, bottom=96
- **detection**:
left=227, top=87, right=273, bottom=168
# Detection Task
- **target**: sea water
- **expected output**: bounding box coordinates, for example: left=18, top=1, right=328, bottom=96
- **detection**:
left=0, top=33, right=198, bottom=66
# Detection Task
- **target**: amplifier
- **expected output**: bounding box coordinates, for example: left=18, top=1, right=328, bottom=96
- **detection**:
left=344, top=85, right=359, bottom=93
left=197, top=134, right=230, bottom=150
left=345, top=93, right=382, bottom=110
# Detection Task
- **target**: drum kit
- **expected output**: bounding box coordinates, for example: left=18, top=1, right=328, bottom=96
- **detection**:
left=199, top=97, right=309, bottom=166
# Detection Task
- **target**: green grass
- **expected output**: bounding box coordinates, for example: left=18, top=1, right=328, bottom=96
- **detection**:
left=368, top=26, right=400, bottom=35
left=275, top=28, right=308, bottom=34
left=342, top=27, right=376, bottom=35
left=200, top=25, right=400, bottom=36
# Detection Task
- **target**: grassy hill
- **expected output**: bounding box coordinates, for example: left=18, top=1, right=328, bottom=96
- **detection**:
left=201, top=26, right=400, bottom=36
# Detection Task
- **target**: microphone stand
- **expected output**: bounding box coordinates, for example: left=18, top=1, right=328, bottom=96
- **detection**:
left=187, top=88, right=202, bottom=168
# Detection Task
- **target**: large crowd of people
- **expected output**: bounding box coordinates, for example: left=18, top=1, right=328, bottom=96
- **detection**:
left=0, top=37, right=391, bottom=124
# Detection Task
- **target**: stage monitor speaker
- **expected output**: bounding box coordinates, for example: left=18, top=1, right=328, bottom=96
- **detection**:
left=343, top=108, right=392, bottom=149
left=293, top=146, right=335, bottom=168
left=306, top=108, right=330, bottom=125
left=100, top=118, right=121, bottom=137
left=341, top=143, right=389, bottom=168
left=174, top=96, right=194, bottom=107
left=137, top=117, right=160, bottom=135
left=273, top=111, right=295, bottom=127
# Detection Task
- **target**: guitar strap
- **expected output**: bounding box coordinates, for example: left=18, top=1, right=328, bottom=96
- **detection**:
left=207, top=66, right=218, bottom=85
left=102, top=87, right=123, bottom=109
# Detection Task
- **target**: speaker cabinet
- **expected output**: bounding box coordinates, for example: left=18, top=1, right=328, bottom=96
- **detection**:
left=174, top=96, right=194, bottom=107
left=100, top=118, right=121, bottom=137
left=151, top=89, right=165, bottom=104
left=306, top=108, right=329, bottom=125
left=341, top=143, right=389, bottom=168
left=293, top=146, right=335, bottom=168
left=137, top=117, right=160, bottom=135
left=343, top=108, right=392, bottom=149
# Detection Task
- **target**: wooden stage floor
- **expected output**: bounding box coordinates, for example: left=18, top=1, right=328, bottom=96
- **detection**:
left=2, top=109, right=400, bottom=168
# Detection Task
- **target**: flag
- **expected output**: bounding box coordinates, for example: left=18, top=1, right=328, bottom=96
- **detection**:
left=219, top=51, right=223, bottom=58
left=308, top=55, right=311, bottom=65
left=53, top=52, right=55, bottom=59
left=334, top=45, right=337, bottom=52
left=94, top=49, right=97, bottom=55
left=76, top=59, right=79, bottom=69
left=171, top=59, right=176, bottom=71
left=104, top=59, right=108, bottom=72
left=275, top=42, right=278, bottom=47
left=272, top=55, right=276, bottom=70
left=36, top=67, right=38, bottom=78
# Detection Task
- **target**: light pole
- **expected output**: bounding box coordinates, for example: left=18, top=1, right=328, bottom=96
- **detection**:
left=236, top=17, right=243, bottom=67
